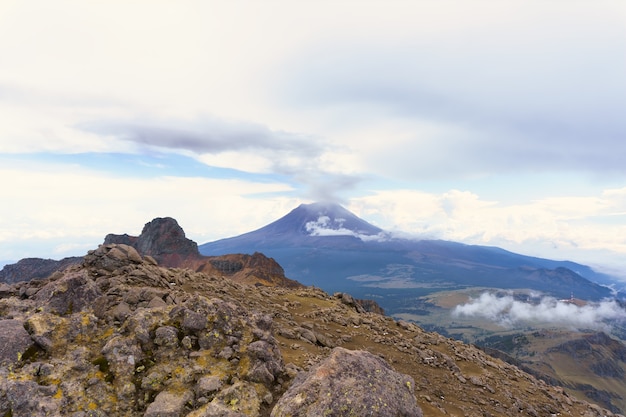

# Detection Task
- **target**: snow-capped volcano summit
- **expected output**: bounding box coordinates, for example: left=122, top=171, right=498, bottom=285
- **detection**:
left=266, top=202, right=383, bottom=237
left=200, top=202, right=385, bottom=252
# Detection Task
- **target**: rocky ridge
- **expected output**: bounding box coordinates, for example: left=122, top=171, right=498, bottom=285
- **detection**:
left=1, top=217, right=301, bottom=289
left=0, top=242, right=621, bottom=416
left=0, top=256, right=82, bottom=284
left=104, top=217, right=303, bottom=289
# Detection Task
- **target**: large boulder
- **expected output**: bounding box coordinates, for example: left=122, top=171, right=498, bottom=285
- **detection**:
left=143, top=389, right=193, bottom=417
left=271, top=347, right=422, bottom=417
left=34, top=269, right=100, bottom=315
left=83, top=243, right=144, bottom=273
left=0, top=320, right=33, bottom=365
left=0, top=379, right=61, bottom=417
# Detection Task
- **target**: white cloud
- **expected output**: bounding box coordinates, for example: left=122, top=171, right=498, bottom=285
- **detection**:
left=0, top=96, right=134, bottom=154
left=350, top=188, right=626, bottom=277
left=452, top=292, right=626, bottom=330
left=305, top=216, right=389, bottom=242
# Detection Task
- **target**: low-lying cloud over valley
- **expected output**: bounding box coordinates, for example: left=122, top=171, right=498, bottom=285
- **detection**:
left=453, top=292, right=626, bottom=330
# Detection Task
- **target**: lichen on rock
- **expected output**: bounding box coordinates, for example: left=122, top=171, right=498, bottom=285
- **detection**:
left=271, top=347, right=422, bottom=417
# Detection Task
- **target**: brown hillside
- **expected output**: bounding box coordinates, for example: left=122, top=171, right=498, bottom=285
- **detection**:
left=0, top=243, right=620, bottom=416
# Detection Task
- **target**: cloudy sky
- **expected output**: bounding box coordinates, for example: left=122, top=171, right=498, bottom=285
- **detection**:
left=1, top=1, right=626, bottom=278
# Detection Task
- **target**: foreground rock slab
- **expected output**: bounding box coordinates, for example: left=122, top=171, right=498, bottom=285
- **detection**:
left=271, top=347, right=422, bottom=417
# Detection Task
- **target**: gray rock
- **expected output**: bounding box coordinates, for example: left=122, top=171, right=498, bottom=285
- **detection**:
left=24, top=313, right=65, bottom=353
left=277, top=327, right=297, bottom=339
left=144, top=389, right=193, bottom=417
left=182, top=308, right=207, bottom=332
left=271, top=347, right=422, bottom=417
left=210, top=382, right=261, bottom=417
left=299, top=328, right=317, bottom=344
left=0, top=379, right=61, bottom=417
left=314, top=331, right=335, bottom=348
left=218, top=346, right=234, bottom=360
left=245, top=340, right=284, bottom=385
left=0, top=283, right=14, bottom=297
left=101, top=334, right=144, bottom=393
left=252, top=313, right=273, bottom=332
left=148, top=296, right=167, bottom=308
left=0, top=319, right=33, bottom=365
left=195, top=375, right=223, bottom=398
left=154, top=326, right=179, bottom=348
left=334, top=292, right=366, bottom=313
left=84, top=244, right=143, bottom=272
left=34, top=270, right=100, bottom=315
left=247, top=362, right=275, bottom=385
left=112, top=302, right=132, bottom=321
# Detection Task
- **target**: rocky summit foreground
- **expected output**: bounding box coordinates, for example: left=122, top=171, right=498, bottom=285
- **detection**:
left=0, top=243, right=621, bottom=416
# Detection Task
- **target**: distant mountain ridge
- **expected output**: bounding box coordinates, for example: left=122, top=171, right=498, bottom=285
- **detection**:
left=0, top=217, right=301, bottom=289
left=200, top=202, right=616, bottom=307
left=0, top=256, right=83, bottom=284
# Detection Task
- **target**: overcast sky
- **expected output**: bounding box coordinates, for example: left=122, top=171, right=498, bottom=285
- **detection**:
left=1, top=1, right=626, bottom=279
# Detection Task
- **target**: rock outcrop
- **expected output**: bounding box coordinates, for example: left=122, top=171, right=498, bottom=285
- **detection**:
left=335, top=291, right=385, bottom=315
left=106, top=217, right=302, bottom=288
left=105, top=217, right=199, bottom=266
left=272, top=347, right=421, bottom=417
left=2, top=217, right=302, bottom=289
left=0, top=256, right=82, bottom=284
left=0, top=319, right=33, bottom=365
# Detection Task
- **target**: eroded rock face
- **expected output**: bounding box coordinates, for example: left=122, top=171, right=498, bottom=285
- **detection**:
left=0, top=256, right=82, bottom=284
left=105, top=217, right=199, bottom=267
left=136, top=217, right=199, bottom=257
left=102, top=218, right=301, bottom=288
left=271, top=347, right=422, bottom=417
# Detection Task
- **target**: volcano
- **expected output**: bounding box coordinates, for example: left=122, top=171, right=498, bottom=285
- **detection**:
left=199, top=202, right=615, bottom=310
left=201, top=202, right=384, bottom=251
